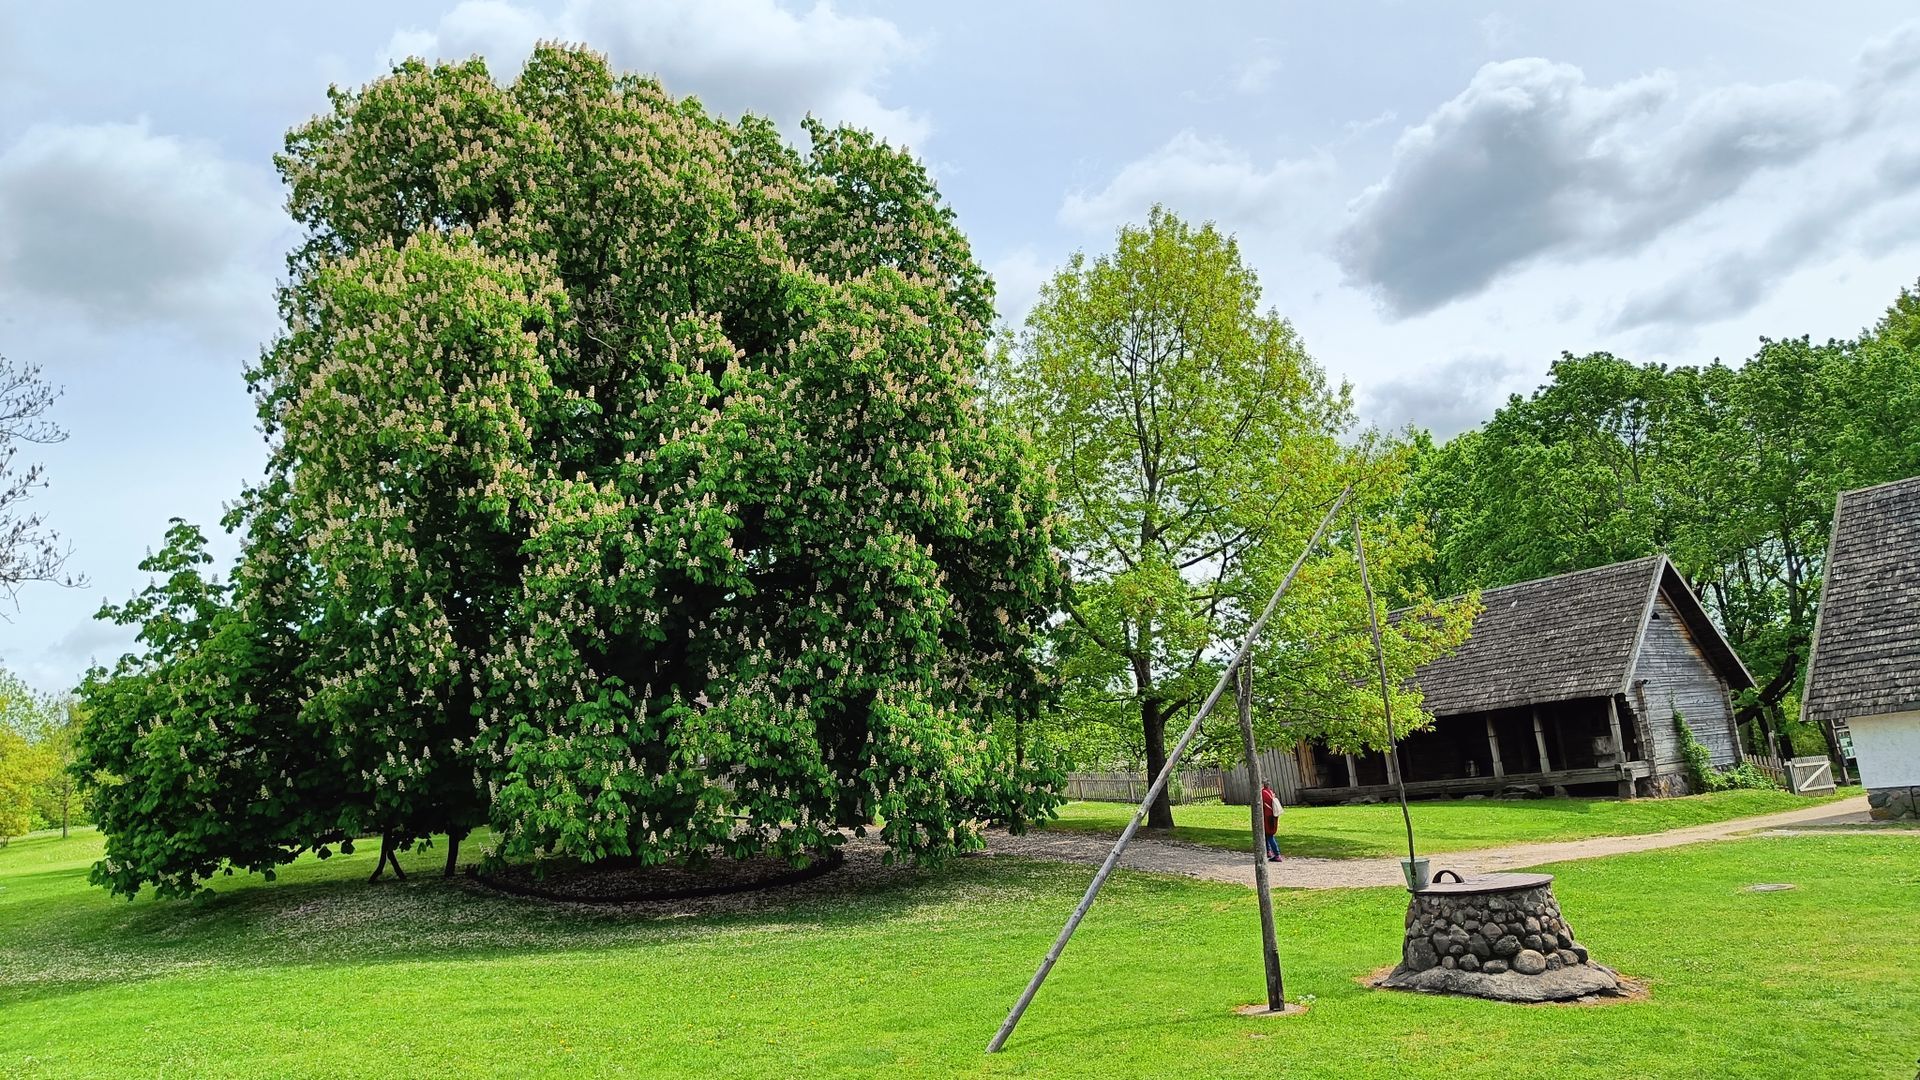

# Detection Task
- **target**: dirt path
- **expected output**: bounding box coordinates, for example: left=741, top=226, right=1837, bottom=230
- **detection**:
left=983, top=795, right=1876, bottom=889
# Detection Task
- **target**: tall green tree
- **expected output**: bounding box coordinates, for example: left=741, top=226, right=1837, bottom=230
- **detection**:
left=996, top=208, right=1473, bottom=827
left=32, top=701, right=82, bottom=839
left=78, top=45, right=1063, bottom=899
left=0, top=669, right=64, bottom=844
left=0, top=726, right=35, bottom=844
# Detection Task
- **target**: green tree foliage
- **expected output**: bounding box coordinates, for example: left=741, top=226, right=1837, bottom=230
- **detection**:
left=0, top=727, right=36, bottom=843
left=1410, top=279, right=1920, bottom=736
left=0, top=669, right=68, bottom=844
left=77, top=46, right=1063, bottom=898
left=28, top=700, right=82, bottom=837
left=994, top=207, right=1475, bottom=827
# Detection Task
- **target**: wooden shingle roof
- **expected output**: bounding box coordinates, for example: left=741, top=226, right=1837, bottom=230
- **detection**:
left=1405, top=555, right=1751, bottom=718
left=1802, top=475, right=1920, bottom=729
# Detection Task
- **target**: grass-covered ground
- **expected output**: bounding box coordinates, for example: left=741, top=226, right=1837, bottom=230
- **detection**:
left=1, top=824, right=1914, bottom=1078
left=1045, top=788, right=1855, bottom=858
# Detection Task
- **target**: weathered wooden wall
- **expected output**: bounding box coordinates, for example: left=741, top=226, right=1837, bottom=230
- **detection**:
left=1221, top=747, right=1306, bottom=806
left=1632, top=589, right=1739, bottom=769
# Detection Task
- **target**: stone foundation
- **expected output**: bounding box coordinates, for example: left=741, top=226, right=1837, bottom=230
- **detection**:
left=1868, top=786, right=1920, bottom=821
left=1375, top=872, right=1627, bottom=1003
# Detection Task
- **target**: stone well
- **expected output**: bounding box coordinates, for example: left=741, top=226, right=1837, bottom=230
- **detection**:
left=1375, top=872, right=1627, bottom=1003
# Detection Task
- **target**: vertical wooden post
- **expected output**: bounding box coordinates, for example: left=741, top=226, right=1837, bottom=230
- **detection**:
left=985, top=486, right=1352, bottom=1054
left=1485, top=715, right=1506, bottom=779
left=1344, top=754, right=1359, bottom=788
left=1235, top=662, right=1284, bottom=1012
left=1605, top=697, right=1627, bottom=765
left=1383, top=748, right=1402, bottom=786
left=1531, top=707, right=1553, bottom=773
left=1606, top=697, right=1632, bottom=798
left=1718, top=677, right=1747, bottom=765
left=1355, top=518, right=1419, bottom=878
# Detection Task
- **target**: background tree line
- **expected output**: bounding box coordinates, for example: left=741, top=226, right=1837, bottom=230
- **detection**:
left=0, top=669, right=84, bottom=844
left=1406, top=283, right=1920, bottom=758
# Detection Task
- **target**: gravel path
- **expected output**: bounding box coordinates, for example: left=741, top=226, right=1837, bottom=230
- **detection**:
left=984, top=795, right=1875, bottom=890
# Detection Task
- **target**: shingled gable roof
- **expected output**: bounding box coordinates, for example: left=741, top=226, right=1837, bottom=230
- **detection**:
left=1403, top=554, right=1753, bottom=718
left=1801, top=475, right=1920, bottom=730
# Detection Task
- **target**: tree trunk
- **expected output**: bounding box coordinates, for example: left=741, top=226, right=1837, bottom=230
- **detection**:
left=370, top=833, right=407, bottom=882
left=443, top=830, right=464, bottom=878
left=1142, top=699, right=1175, bottom=829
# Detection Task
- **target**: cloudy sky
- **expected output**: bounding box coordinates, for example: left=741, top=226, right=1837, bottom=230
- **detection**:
left=4, top=1, right=1920, bottom=691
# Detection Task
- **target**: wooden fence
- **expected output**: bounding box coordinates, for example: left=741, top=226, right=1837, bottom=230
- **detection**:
left=1746, top=750, right=1790, bottom=788
left=1221, top=747, right=1306, bottom=806
left=1063, top=769, right=1224, bottom=804
left=1742, top=751, right=1837, bottom=796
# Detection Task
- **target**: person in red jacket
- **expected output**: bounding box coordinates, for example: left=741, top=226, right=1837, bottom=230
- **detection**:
left=1261, top=783, right=1284, bottom=862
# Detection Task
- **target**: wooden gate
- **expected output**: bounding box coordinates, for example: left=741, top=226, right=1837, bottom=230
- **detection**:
left=1787, top=756, right=1836, bottom=796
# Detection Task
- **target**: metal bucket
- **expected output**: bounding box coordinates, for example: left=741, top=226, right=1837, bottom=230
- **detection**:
left=1401, top=856, right=1431, bottom=892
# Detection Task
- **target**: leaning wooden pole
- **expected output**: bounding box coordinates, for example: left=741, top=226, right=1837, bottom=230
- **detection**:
left=1235, top=660, right=1284, bottom=1011
left=1354, top=518, right=1417, bottom=871
left=985, top=485, right=1352, bottom=1054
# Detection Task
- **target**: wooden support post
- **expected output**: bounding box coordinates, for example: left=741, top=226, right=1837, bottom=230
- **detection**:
left=1718, top=677, right=1746, bottom=765
left=1606, top=697, right=1632, bottom=798
left=1485, top=715, right=1506, bottom=779
left=1531, top=707, right=1553, bottom=773
left=1355, top=519, right=1420, bottom=882
left=1633, top=683, right=1655, bottom=767
left=1344, top=754, right=1359, bottom=788
left=1383, top=748, right=1402, bottom=786
left=1235, top=662, right=1284, bottom=1012
left=985, top=486, right=1352, bottom=1054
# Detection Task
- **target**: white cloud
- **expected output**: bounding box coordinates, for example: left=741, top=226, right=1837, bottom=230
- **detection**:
left=386, top=0, right=930, bottom=147
left=986, top=247, right=1058, bottom=329
left=1360, top=353, right=1529, bottom=438
left=1611, top=144, right=1920, bottom=331
left=1233, top=52, right=1282, bottom=96
left=1331, top=19, right=1920, bottom=322
left=1334, top=58, right=1855, bottom=316
left=1479, top=13, right=1517, bottom=52
left=1604, top=25, right=1920, bottom=332
left=1058, top=131, right=1332, bottom=234
left=384, top=0, right=557, bottom=72
left=0, top=120, right=286, bottom=347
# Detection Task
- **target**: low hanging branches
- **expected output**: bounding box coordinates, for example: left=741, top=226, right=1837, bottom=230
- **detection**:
left=77, top=45, right=1065, bottom=899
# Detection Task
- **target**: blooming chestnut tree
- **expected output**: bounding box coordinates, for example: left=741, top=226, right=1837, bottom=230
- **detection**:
left=78, top=46, right=1064, bottom=897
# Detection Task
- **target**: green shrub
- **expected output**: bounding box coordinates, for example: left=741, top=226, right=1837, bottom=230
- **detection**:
left=1673, top=711, right=1719, bottom=792
left=1674, top=712, right=1782, bottom=792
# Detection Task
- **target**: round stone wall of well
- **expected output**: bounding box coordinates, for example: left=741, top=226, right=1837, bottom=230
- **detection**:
left=1375, top=872, right=1627, bottom=1003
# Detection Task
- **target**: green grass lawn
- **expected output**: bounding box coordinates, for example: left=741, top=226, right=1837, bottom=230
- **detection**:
left=1, top=825, right=1914, bottom=1078
left=1044, top=788, right=1856, bottom=859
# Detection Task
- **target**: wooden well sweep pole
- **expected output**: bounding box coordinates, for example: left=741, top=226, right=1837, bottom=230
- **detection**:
left=1354, top=518, right=1417, bottom=872
left=1235, top=659, right=1284, bottom=1011
left=985, top=485, right=1352, bottom=1054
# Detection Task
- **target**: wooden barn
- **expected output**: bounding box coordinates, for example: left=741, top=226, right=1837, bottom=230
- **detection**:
left=1295, top=555, right=1754, bottom=804
left=1801, top=476, right=1920, bottom=821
